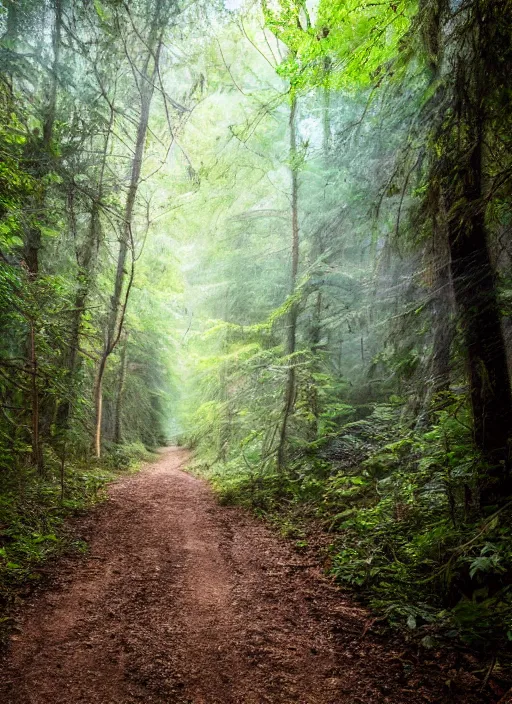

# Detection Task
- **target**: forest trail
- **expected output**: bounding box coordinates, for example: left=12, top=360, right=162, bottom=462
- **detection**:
left=0, top=448, right=485, bottom=704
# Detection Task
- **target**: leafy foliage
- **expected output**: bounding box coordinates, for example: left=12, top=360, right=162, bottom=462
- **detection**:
left=0, top=0, right=511, bottom=682
left=175, top=0, right=512, bottom=671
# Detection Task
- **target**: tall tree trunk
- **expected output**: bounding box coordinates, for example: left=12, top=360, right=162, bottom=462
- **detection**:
left=43, top=0, right=62, bottom=147
left=113, top=332, right=128, bottom=445
left=24, top=0, right=62, bottom=274
left=416, top=194, right=454, bottom=429
left=276, top=95, right=299, bottom=472
left=93, top=12, right=165, bottom=457
left=29, top=320, right=43, bottom=473
left=56, top=198, right=101, bottom=432
left=94, top=352, right=107, bottom=458
left=219, top=325, right=231, bottom=462
left=445, top=128, right=512, bottom=503
left=422, top=0, right=512, bottom=504
left=24, top=0, right=62, bottom=471
left=308, top=80, right=331, bottom=438
left=56, top=91, right=114, bottom=434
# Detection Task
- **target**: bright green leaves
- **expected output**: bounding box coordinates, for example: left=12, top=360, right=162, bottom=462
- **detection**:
left=93, top=0, right=110, bottom=23
left=0, top=115, right=34, bottom=218
left=317, top=0, right=414, bottom=85
left=263, top=0, right=416, bottom=91
left=0, top=216, right=23, bottom=249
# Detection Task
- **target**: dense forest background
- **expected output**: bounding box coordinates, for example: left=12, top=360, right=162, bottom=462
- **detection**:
left=1, top=0, right=512, bottom=666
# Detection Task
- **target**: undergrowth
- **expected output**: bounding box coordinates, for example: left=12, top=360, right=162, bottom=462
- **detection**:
left=189, top=399, right=512, bottom=664
left=0, top=441, right=153, bottom=640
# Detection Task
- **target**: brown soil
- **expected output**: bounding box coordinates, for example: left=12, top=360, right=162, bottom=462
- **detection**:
left=0, top=448, right=501, bottom=703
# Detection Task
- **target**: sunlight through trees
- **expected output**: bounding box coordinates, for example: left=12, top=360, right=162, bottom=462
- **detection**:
left=1, top=0, right=512, bottom=672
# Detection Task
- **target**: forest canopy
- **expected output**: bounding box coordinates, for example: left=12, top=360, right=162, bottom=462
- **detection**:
left=1, top=0, right=512, bottom=661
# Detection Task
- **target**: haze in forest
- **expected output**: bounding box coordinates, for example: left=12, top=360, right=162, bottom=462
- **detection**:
left=0, top=0, right=512, bottom=686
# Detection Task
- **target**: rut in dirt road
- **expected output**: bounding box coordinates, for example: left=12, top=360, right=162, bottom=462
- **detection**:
left=0, top=448, right=487, bottom=704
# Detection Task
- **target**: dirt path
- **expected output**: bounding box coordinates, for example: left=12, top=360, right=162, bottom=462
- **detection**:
left=0, top=448, right=492, bottom=703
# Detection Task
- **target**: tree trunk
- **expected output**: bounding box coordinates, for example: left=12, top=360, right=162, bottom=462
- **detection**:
left=56, top=103, right=111, bottom=435
left=56, top=203, right=99, bottom=432
left=24, top=0, right=62, bottom=471
left=58, top=70, right=116, bottom=435
left=24, top=0, right=62, bottom=272
left=93, top=17, right=165, bottom=458
left=29, top=321, right=43, bottom=474
left=276, top=95, right=299, bottom=472
left=416, top=195, right=454, bottom=429
left=94, top=353, right=107, bottom=459
left=307, top=83, right=331, bottom=438
left=43, top=0, right=62, bottom=147
left=422, top=0, right=512, bottom=504
left=445, top=128, right=512, bottom=503
left=113, top=332, right=129, bottom=445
